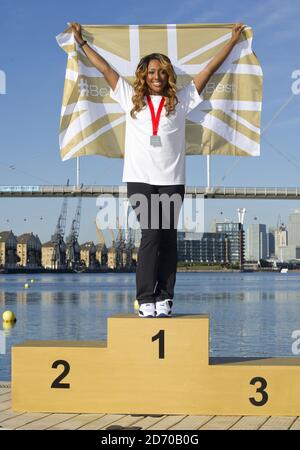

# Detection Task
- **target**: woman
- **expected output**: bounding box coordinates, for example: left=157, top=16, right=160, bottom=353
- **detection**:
left=70, top=22, right=245, bottom=318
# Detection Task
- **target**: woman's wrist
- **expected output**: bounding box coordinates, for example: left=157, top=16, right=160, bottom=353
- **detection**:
left=74, top=36, right=87, bottom=46
left=229, top=38, right=238, bottom=47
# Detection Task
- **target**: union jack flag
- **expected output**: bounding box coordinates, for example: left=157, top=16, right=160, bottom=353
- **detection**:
left=56, top=23, right=262, bottom=161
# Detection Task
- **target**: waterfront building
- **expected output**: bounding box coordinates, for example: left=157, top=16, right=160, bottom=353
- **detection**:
left=42, top=239, right=67, bottom=269
left=41, top=241, right=54, bottom=269
left=131, top=246, right=138, bottom=266
left=215, top=221, right=244, bottom=266
left=107, top=246, right=118, bottom=270
left=245, top=223, right=267, bottom=262
left=115, top=231, right=130, bottom=269
left=41, top=242, right=55, bottom=269
left=288, top=210, right=300, bottom=247
left=49, top=228, right=67, bottom=270
left=80, top=242, right=97, bottom=269
left=95, top=243, right=108, bottom=269
left=274, top=225, right=288, bottom=262
left=278, top=210, right=300, bottom=261
left=0, top=230, right=18, bottom=268
left=121, top=247, right=129, bottom=268
left=267, top=227, right=276, bottom=258
left=17, top=233, right=41, bottom=268
left=122, top=242, right=137, bottom=269
left=177, top=221, right=244, bottom=266
left=177, top=232, right=227, bottom=263
left=42, top=225, right=67, bottom=270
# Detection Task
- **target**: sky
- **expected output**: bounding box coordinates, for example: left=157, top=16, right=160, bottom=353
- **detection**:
left=0, top=0, right=300, bottom=245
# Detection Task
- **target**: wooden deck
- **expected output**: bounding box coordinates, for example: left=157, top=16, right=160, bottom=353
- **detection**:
left=1, top=383, right=299, bottom=430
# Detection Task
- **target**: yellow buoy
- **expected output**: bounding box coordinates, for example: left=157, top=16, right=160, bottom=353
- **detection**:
left=2, top=310, right=16, bottom=323
left=133, top=299, right=139, bottom=311
left=30, top=279, right=35, bottom=283
left=3, top=321, right=14, bottom=330
left=24, top=283, right=29, bottom=289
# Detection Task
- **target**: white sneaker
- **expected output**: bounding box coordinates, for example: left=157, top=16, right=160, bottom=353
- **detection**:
left=138, top=303, right=156, bottom=318
left=155, top=299, right=173, bottom=318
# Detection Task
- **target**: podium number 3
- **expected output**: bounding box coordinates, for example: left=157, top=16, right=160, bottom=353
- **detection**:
left=152, top=330, right=165, bottom=359
left=51, top=360, right=70, bottom=389
left=249, top=376, right=268, bottom=406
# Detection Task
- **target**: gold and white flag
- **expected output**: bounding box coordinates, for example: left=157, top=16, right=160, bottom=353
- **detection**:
left=56, top=23, right=262, bottom=161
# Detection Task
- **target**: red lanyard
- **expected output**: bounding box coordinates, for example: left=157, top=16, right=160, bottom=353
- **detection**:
left=146, top=95, right=165, bottom=136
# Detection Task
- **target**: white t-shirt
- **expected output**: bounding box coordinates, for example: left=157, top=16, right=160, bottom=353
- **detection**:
left=110, top=76, right=203, bottom=185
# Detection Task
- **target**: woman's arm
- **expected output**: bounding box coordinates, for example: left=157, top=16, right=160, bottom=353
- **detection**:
left=69, top=22, right=119, bottom=91
left=193, top=23, right=245, bottom=95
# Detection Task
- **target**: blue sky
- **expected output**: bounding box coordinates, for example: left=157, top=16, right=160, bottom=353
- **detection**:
left=0, top=0, right=300, bottom=244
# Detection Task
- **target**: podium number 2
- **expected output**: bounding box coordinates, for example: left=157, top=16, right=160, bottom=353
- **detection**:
left=249, top=376, right=268, bottom=406
left=51, top=360, right=70, bottom=389
left=152, top=330, right=165, bottom=359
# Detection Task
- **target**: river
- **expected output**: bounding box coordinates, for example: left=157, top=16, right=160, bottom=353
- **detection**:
left=1, top=272, right=300, bottom=380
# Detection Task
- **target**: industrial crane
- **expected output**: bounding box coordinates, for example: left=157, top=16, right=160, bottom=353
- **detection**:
left=109, top=228, right=116, bottom=246
left=51, top=180, right=69, bottom=269
left=66, top=198, right=82, bottom=270
left=116, top=217, right=136, bottom=270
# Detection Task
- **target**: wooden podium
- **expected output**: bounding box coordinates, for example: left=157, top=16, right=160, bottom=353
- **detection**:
left=12, top=314, right=300, bottom=415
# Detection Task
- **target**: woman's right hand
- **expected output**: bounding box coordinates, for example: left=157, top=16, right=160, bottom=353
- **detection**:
left=67, top=21, right=119, bottom=89
left=69, top=22, right=83, bottom=44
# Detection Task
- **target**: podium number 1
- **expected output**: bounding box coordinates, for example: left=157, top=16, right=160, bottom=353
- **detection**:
left=152, top=330, right=165, bottom=359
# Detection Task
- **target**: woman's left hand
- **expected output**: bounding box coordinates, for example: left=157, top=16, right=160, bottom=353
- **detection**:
left=230, top=23, right=245, bottom=45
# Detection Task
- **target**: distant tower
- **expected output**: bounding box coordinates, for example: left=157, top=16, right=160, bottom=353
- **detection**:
left=246, top=223, right=267, bottom=262
left=288, top=210, right=300, bottom=246
left=275, top=215, right=288, bottom=262
left=237, top=208, right=246, bottom=225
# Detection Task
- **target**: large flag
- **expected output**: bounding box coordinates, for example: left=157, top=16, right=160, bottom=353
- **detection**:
left=56, top=24, right=262, bottom=161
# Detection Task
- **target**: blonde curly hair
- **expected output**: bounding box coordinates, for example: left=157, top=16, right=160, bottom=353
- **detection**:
left=130, top=53, right=178, bottom=119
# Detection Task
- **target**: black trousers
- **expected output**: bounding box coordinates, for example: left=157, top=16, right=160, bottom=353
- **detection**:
left=127, top=182, right=185, bottom=304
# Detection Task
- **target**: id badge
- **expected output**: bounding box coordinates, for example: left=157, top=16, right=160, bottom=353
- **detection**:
left=150, top=135, right=162, bottom=147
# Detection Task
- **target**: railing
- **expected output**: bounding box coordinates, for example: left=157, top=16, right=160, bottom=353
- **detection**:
left=0, top=185, right=300, bottom=199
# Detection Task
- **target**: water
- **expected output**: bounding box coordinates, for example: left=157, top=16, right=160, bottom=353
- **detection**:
left=1, top=272, right=300, bottom=381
